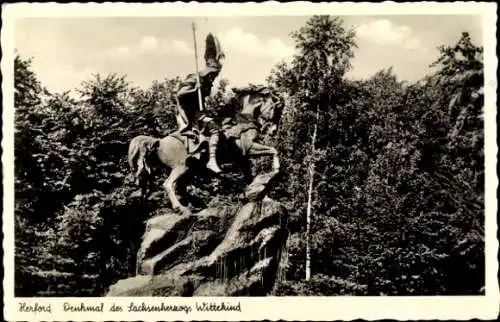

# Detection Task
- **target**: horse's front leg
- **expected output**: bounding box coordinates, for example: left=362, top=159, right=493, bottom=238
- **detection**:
left=247, top=142, right=280, bottom=176
left=243, top=142, right=280, bottom=200
left=235, top=152, right=253, bottom=185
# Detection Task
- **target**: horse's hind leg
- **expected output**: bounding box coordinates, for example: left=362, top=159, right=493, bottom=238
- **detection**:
left=163, top=165, right=191, bottom=215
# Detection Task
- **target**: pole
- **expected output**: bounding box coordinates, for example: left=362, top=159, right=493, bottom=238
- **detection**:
left=191, top=22, right=204, bottom=111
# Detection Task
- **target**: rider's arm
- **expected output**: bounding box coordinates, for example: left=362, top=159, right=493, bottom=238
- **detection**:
left=176, top=74, right=199, bottom=100
left=177, top=86, right=198, bottom=102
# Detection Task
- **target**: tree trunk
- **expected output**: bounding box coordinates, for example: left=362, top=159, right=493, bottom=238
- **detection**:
left=306, top=104, right=320, bottom=281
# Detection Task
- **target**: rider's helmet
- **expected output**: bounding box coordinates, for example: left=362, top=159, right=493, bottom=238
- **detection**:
left=204, top=33, right=225, bottom=70
left=198, top=33, right=224, bottom=96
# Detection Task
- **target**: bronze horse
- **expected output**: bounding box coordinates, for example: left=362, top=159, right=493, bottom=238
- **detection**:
left=128, top=86, right=284, bottom=214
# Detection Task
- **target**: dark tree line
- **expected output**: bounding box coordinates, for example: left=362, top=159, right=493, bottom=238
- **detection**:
left=268, top=18, right=484, bottom=295
left=14, top=16, right=484, bottom=296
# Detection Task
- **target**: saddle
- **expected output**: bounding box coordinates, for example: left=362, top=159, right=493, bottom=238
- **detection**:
left=171, top=127, right=208, bottom=159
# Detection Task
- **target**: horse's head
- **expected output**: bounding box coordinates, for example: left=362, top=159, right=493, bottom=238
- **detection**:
left=232, top=85, right=284, bottom=137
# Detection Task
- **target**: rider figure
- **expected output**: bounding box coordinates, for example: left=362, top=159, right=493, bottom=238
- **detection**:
left=175, top=33, right=224, bottom=174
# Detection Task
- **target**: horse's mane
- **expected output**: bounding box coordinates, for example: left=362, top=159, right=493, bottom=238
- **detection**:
left=231, top=84, right=273, bottom=97
left=218, top=84, right=279, bottom=121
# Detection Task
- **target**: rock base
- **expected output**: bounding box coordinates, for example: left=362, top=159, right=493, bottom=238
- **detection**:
left=107, top=198, right=288, bottom=296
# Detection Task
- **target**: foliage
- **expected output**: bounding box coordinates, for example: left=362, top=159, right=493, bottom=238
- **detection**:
left=268, top=21, right=485, bottom=294
left=14, top=55, right=181, bottom=296
left=14, top=53, right=43, bottom=114
left=14, top=16, right=485, bottom=297
left=273, top=274, right=367, bottom=296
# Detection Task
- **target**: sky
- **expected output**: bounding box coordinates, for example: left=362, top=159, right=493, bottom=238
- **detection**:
left=14, top=15, right=483, bottom=94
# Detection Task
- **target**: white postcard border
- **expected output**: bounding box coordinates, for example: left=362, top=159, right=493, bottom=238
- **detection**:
left=2, top=2, right=498, bottom=321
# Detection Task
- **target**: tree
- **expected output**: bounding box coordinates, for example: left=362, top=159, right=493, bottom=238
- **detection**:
left=270, top=22, right=484, bottom=295
left=14, top=53, right=42, bottom=115
left=78, top=73, right=131, bottom=116
left=268, top=15, right=357, bottom=281
left=129, top=77, right=181, bottom=136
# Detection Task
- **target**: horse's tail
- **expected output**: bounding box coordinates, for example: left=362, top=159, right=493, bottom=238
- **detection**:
left=128, top=135, right=160, bottom=186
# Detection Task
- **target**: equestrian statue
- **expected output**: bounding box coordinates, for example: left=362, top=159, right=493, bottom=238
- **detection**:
left=128, top=30, right=284, bottom=215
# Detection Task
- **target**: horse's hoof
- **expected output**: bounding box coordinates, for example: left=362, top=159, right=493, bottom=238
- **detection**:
left=270, top=170, right=280, bottom=178
left=245, top=185, right=266, bottom=201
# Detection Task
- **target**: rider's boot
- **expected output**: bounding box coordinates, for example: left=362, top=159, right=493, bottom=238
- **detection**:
left=179, top=124, right=191, bottom=137
left=177, top=112, right=192, bottom=135
left=180, top=124, right=200, bottom=144
left=206, top=134, right=222, bottom=174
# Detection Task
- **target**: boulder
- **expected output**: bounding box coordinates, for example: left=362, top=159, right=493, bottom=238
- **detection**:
left=107, top=198, right=288, bottom=296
